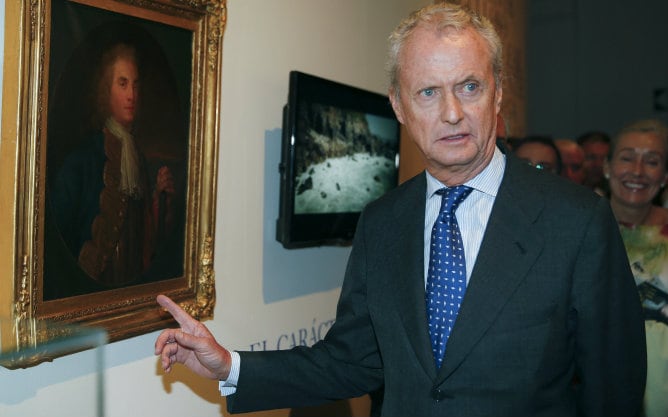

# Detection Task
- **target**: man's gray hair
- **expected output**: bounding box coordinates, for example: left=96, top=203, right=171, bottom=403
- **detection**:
left=386, top=2, right=503, bottom=99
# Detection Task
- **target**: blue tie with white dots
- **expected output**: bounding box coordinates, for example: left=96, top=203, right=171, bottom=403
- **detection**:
left=426, top=185, right=473, bottom=369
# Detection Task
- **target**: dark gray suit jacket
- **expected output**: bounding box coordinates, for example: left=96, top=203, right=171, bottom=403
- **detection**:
left=228, top=150, right=646, bottom=416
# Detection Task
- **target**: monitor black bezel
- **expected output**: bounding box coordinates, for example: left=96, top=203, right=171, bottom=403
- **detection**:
left=276, top=70, right=400, bottom=249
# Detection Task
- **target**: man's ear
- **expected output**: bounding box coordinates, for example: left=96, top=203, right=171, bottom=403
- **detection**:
left=388, top=88, right=404, bottom=124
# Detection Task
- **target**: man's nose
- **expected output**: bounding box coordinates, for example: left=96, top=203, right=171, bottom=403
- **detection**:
left=440, top=93, right=464, bottom=125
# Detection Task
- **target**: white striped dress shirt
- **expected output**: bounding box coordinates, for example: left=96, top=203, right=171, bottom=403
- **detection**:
left=423, top=147, right=506, bottom=288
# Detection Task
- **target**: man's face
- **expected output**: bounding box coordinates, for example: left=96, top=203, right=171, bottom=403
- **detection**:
left=559, top=147, right=585, bottom=184
left=109, top=57, right=139, bottom=130
left=582, top=141, right=609, bottom=186
left=389, top=26, right=501, bottom=185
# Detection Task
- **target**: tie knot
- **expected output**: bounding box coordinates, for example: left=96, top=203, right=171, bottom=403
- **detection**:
left=436, top=185, right=473, bottom=214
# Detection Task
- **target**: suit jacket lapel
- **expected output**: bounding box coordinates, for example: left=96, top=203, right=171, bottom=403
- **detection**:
left=437, top=156, right=546, bottom=382
left=390, top=173, right=439, bottom=379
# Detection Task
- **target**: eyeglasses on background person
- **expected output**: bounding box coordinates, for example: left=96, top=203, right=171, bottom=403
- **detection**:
left=512, top=135, right=562, bottom=175
left=522, top=159, right=557, bottom=173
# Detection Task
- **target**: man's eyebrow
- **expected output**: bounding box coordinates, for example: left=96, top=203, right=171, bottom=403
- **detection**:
left=457, top=76, right=482, bottom=85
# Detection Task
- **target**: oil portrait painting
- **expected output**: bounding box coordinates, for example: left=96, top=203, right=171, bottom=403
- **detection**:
left=44, top=1, right=191, bottom=300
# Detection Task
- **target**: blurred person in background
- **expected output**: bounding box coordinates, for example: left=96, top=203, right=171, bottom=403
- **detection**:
left=577, top=130, right=611, bottom=195
left=512, top=135, right=561, bottom=175
left=555, top=139, right=585, bottom=184
left=605, top=118, right=668, bottom=417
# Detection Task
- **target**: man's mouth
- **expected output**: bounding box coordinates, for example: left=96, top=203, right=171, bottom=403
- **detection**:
left=440, top=133, right=468, bottom=141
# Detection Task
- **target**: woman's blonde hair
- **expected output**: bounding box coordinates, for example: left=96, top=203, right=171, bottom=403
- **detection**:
left=612, top=119, right=668, bottom=168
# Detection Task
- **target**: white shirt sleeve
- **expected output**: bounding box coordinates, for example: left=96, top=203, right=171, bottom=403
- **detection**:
left=218, top=351, right=240, bottom=396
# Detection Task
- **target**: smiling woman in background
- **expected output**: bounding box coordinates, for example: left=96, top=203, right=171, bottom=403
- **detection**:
left=605, top=118, right=668, bottom=417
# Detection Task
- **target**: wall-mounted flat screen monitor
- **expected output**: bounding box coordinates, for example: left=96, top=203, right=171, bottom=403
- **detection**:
left=276, top=71, right=401, bottom=249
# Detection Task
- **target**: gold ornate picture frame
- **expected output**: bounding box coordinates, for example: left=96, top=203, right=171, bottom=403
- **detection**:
left=0, top=0, right=225, bottom=365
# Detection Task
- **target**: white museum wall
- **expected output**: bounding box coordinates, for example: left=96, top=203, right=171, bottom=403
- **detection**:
left=0, top=0, right=429, bottom=416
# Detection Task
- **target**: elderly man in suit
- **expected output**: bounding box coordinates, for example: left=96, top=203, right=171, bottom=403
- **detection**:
left=154, top=3, right=646, bottom=416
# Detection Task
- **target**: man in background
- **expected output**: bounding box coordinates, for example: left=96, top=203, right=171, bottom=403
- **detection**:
left=555, top=138, right=586, bottom=184
left=577, top=131, right=611, bottom=195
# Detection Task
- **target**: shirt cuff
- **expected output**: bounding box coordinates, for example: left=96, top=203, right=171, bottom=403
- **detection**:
left=218, top=351, right=240, bottom=396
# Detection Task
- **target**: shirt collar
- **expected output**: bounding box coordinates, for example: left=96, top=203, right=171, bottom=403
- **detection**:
left=426, top=146, right=506, bottom=198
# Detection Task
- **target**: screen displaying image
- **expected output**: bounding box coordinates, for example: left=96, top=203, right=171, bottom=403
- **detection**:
left=276, top=71, right=401, bottom=249
left=293, top=104, right=399, bottom=214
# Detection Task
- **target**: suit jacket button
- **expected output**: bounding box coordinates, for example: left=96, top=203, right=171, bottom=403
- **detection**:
left=431, top=388, right=447, bottom=402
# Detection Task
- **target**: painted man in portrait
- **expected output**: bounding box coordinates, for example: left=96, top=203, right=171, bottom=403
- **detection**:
left=45, top=35, right=187, bottom=299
